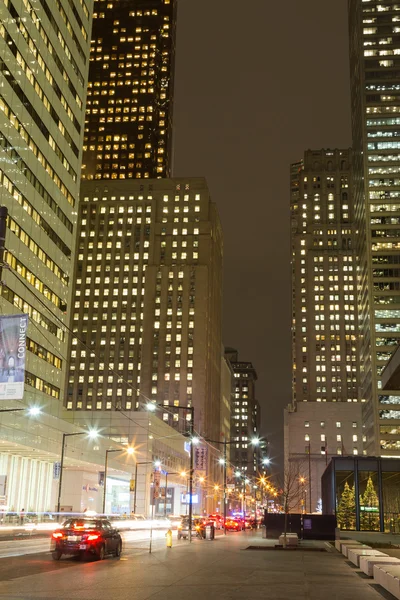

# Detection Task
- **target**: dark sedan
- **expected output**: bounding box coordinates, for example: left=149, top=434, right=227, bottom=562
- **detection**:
left=51, top=518, right=122, bottom=560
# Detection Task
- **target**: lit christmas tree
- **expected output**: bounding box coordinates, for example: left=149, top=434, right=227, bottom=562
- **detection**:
left=337, top=482, right=356, bottom=530
left=360, top=476, right=380, bottom=531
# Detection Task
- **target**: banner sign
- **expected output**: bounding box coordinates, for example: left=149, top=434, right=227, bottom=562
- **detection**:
left=129, top=479, right=135, bottom=492
left=0, top=314, right=28, bottom=400
left=194, top=446, right=208, bottom=472
left=53, top=463, right=61, bottom=480
left=153, top=470, right=161, bottom=499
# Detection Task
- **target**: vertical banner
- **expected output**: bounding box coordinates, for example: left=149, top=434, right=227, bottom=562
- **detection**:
left=53, top=463, right=61, bottom=480
left=0, top=314, right=28, bottom=400
left=153, top=470, right=161, bottom=499
left=194, top=446, right=208, bottom=479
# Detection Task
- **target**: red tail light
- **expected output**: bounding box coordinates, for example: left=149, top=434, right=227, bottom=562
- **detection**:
left=87, top=533, right=100, bottom=541
left=52, top=532, right=63, bottom=539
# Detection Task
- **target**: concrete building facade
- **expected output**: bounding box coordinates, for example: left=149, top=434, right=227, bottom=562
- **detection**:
left=284, top=402, right=363, bottom=514
left=66, top=178, right=223, bottom=509
left=349, top=0, right=400, bottom=456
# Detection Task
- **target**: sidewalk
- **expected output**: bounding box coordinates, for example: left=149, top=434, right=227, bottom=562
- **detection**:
left=0, top=530, right=389, bottom=600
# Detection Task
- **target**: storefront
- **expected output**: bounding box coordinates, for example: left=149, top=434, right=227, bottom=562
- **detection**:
left=322, top=456, right=400, bottom=533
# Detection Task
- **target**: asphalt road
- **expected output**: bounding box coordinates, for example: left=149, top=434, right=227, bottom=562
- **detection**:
left=0, top=529, right=172, bottom=581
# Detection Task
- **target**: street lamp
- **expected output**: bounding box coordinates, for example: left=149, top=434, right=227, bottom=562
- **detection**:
left=57, top=428, right=99, bottom=515
left=0, top=406, right=42, bottom=415
left=102, top=446, right=134, bottom=514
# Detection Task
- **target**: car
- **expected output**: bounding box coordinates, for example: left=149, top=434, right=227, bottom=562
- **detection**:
left=208, top=514, right=224, bottom=529
left=177, top=516, right=208, bottom=539
left=224, top=518, right=243, bottom=532
left=177, top=516, right=191, bottom=539
left=51, top=518, right=122, bottom=561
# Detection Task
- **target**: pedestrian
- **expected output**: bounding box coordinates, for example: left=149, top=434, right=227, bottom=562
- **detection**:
left=20, top=508, right=25, bottom=525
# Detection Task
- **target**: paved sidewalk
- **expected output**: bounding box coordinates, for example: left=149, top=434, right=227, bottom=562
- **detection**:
left=0, top=530, right=389, bottom=600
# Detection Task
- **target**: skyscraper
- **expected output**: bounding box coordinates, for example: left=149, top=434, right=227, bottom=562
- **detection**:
left=0, top=0, right=95, bottom=510
left=82, top=0, right=176, bottom=181
left=225, top=349, right=260, bottom=475
left=0, top=0, right=93, bottom=413
left=67, top=178, right=223, bottom=448
left=286, top=149, right=363, bottom=512
left=349, top=1, right=400, bottom=455
left=290, top=149, right=359, bottom=406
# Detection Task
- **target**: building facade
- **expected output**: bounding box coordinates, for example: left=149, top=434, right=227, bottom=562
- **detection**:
left=284, top=402, right=363, bottom=514
left=0, top=0, right=95, bottom=510
left=66, top=178, right=223, bottom=501
left=225, top=349, right=260, bottom=475
left=0, top=0, right=93, bottom=417
left=349, top=0, right=400, bottom=456
left=82, top=0, right=176, bottom=181
left=290, top=149, right=359, bottom=405
left=287, top=149, right=363, bottom=511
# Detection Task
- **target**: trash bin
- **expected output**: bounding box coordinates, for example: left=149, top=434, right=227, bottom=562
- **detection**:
left=205, top=524, right=215, bottom=540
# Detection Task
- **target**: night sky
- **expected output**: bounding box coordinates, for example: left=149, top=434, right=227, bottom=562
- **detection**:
left=173, top=0, right=352, bottom=467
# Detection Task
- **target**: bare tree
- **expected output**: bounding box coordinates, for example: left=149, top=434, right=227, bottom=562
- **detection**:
left=276, top=460, right=304, bottom=548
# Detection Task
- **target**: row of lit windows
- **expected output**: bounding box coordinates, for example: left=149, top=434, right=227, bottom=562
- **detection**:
left=0, top=96, right=76, bottom=211
left=66, top=401, right=132, bottom=410
left=7, top=217, right=68, bottom=285
left=20, top=0, right=84, bottom=85
left=1, top=288, right=63, bottom=340
left=4, top=252, right=65, bottom=311
left=26, top=370, right=60, bottom=399
left=7, top=0, right=83, bottom=103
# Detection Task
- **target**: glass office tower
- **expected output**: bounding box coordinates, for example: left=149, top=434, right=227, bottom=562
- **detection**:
left=349, top=0, right=400, bottom=455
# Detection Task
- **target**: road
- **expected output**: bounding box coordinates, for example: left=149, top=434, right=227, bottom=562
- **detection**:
left=0, top=532, right=385, bottom=600
left=0, top=528, right=170, bottom=560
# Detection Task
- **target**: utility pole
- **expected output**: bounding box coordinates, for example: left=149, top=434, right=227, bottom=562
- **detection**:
left=223, top=441, right=227, bottom=535
left=308, top=441, right=312, bottom=514
left=188, top=407, right=194, bottom=542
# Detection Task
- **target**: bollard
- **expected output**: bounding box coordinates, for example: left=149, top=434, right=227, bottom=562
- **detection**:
left=166, top=529, right=173, bottom=548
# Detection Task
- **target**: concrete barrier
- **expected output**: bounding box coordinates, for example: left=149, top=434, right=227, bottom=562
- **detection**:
left=278, top=533, right=298, bottom=546
left=360, top=556, right=400, bottom=577
left=373, top=565, right=400, bottom=599
left=347, top=547, right=387, bottom=567
left=342, top=544, right=371, bottom=558
left=335, top=539, right=361, bottom=552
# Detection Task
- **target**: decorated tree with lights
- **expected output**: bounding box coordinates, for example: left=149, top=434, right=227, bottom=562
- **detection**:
left=336, top=482, right=356, bottom=530
left=360, top=476, right=380, bottom=531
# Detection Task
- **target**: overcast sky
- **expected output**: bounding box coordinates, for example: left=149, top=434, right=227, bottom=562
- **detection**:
left=173, top=0, right=352, bottom=467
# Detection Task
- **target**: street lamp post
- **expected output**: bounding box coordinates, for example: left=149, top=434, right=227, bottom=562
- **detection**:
left=57, top=430, right=98, bottom=515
